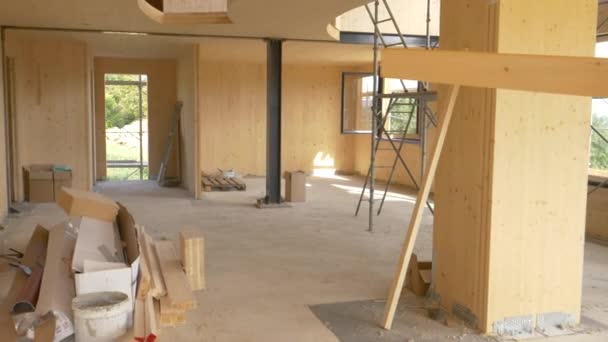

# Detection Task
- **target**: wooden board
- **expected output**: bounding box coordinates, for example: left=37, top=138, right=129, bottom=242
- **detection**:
left=155, top=241, right=197, bottom=310
left=159, top=296, right=187, bottom=327
left=145, top=296, right=160, bottom=340
left=381, top=48, right=608, bottom=97
left=136, top=226, right=152, bottom=299
left=141, top=231, right=167, bottom=298
left=164, top=0, right=228, bottom=14
left=382, top=85, right=460, bottom=330
left=180, top=229, right=206, bottom=291
left=134, top=297, right=146, bottom=341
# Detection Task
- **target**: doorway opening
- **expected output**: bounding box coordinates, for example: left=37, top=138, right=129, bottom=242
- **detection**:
left=104, top=74, right=149, bottom=180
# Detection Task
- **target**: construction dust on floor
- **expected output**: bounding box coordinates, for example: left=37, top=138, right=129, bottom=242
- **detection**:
left=1, top=176, right=607, bottom=341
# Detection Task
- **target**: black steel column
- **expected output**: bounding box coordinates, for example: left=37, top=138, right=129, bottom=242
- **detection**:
left=264, top=39, right=283, bottom=204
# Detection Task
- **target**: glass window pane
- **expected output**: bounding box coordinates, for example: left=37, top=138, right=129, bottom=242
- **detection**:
left=342, top=73, right=375, bottom=133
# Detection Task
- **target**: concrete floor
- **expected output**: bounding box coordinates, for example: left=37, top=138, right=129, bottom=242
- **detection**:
left=0, top=175, right=607, bottom=341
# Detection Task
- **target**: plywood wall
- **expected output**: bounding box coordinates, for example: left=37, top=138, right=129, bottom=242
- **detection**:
left=0, top=39, right=8, bottom=218
left=198, top=59, right=267, bottom=176
left=198, top=42, right=360, bottom=178
left=94, top=58, right=178, bottom=181
left=282, top=65, right=355, bottom=174
left=177, top=46, right=199, bottom=195
left=433, top=0, right=596, bottom=333
left=6, top=33, right=92, bottom=202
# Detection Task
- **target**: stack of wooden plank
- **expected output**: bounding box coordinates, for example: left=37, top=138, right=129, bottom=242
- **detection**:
left=201, top=175, right=246, bottom=192
left=133, top=227, right=206, bottom=341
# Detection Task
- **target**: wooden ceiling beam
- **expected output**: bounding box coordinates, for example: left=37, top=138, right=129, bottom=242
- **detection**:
left=381, top=48, right=608, bottom=97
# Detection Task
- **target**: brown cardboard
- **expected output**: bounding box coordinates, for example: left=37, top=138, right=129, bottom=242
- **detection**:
left=56, top=187, right=120, bottom=222
left=284, top=171, right=306, bottom=202
left=406, top=254, right=432, bottom=297
left=23, top=165, right=55, bottom=203
left=35, top=223, right=76, bottom=320
left=0, top=225, right=49, bottom=341
left=53, top=168, right=72, bottom=200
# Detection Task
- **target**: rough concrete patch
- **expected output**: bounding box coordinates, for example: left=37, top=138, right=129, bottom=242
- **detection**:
left=309, top=299, right=498, bottom=342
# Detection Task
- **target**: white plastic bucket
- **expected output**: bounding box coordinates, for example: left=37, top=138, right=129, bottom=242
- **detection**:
left=72, top=291, right=130, bottom=341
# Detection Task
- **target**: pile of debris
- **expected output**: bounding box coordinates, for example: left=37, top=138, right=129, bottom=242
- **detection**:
left=0, top=187, right=205, bottom=341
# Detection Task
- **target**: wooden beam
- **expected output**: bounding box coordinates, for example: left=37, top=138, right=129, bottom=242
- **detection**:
left=155, top=241, right=197, bottom=310
left=381, top=48, right=608, bottom=97
left=180, top=229, right=206, bottom=291
left=382, top=85, right=461, bottom=330
left=164, top=0, right=228, bottom=14
left=141, top=231, right=167, bottom=298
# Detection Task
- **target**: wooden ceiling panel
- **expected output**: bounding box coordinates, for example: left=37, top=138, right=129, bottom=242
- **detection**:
left=0, top=0, right=371, bottom=41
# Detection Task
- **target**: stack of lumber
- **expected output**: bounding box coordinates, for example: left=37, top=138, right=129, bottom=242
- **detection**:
left=134, top=227, right=206, bottom=341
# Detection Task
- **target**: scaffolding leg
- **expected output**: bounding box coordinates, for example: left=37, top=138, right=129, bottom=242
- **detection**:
left=356, top=100, right=398, bottom=216
left=378, top=107, right=415, bottom=215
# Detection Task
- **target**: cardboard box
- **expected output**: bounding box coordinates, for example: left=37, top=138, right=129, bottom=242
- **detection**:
left=53, top=166, right=73, bottom=199
left=56, top=187, right=120, bottom=222
left=75, top=204, right=141, bottom=314
left=23, top=165, right=55, bottom=203
left=284, top=171, right=306, bottom=202
left=406, top=254, right=432, bottom=297
left=71, top=217, right=125, bottom=272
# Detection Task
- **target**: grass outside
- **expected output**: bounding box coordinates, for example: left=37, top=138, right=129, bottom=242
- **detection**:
left=106, top=119, right=149, bottom=181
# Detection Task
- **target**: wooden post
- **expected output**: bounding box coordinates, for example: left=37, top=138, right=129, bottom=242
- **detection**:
left=382, top=85, right=460, bottom=330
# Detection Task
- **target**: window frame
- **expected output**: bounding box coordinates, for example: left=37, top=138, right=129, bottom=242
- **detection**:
left=340, top=71, right=376, bottom=134
left=340, top=72, right=426, bottom=145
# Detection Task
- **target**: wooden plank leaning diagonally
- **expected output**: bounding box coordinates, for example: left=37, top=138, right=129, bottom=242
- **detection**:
left=382, top=85, right=461, bottom=330
left=381, top=48, right=608, bottom=97
left=135, top=226, right=152, bottom=299
left=155, top=240, right=197, bottom=310
left=140, top=230, right=167, bottom=298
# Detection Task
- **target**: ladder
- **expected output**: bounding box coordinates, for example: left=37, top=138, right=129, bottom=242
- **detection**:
left=356, top=1, right=437, bottom=230
left=355, top=95, right=435, bottom=217
left=157, top=102, right=183, bottom=186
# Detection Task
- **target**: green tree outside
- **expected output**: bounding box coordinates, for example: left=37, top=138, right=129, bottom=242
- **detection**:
left=591, top=109, right=608, bottom=171
left=105, top=74, right=148, bottom=128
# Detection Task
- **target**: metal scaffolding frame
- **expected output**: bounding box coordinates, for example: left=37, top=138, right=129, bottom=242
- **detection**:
left=589, top=124, right=608, bottom=195
left=356, top=0, right=437, bottom=232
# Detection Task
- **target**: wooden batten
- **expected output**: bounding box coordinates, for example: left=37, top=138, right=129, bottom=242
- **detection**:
left=164, top=0, right=228, bottom=14
left=155, top=241, right=197, bottom=310
left=381, top=48, right=608, bottom=97
left=141, top=232, right=167, bottom=298
left=180, top=229, right=206, bottom=291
